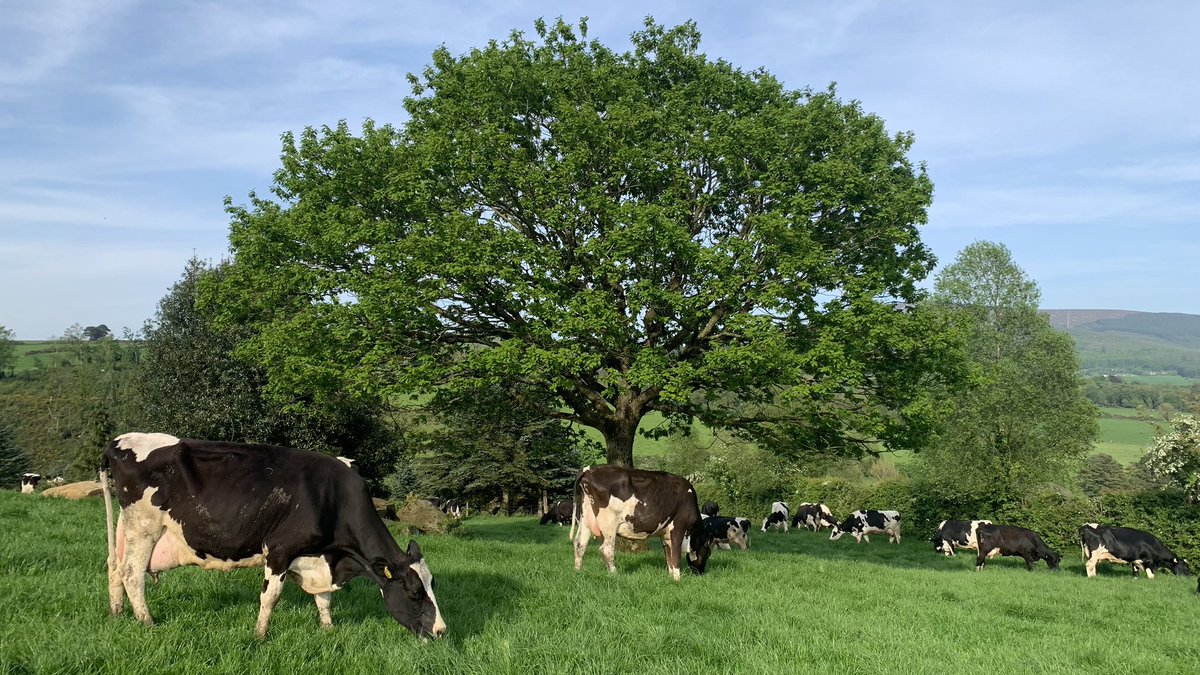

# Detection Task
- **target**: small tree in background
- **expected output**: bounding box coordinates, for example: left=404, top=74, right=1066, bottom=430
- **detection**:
left=0, top=419, right=30, bottom=489
left=0, top=325, right=15, bottom=377
left=1142, top=414, right=1200, bottom=502
left=1077, top=453, right=1127, bottom=497
left=914, top=241, right=1098, bottom=504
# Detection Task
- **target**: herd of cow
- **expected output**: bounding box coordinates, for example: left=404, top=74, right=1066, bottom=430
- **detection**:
left=23, top=433, right=1189, bottom=644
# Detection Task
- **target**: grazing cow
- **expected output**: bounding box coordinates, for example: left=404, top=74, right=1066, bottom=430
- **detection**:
left=442, top=499, right=466, bottom=518
left=20, top=473, right=41, bottom=494
left=570, top=465, right=712, bottom=581
left=975, top=524, right=1060, bottom=572
left=761, top=502, right=790, bottom=533
left=701, top=501, right=720, bottom=518
left=100, top=432, right=445, bottom=638
left=932, top=519, right=992, bottom=556
left=1079, top=524, right=1191, bottom=579
left=540, top=500, right=574, bottom=526
left=791, top=503, right=837, bottom=532
left=702, top=516, right=749, bottom=551
left=830, top=510, right=901, bottom=544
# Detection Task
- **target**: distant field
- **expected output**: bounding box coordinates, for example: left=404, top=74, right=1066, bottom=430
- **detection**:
left=11, top=341, right=63, bottom=372
left=1111, top=374, right=1199, bottom=386
left=2, top=493, right=1197, bottom=673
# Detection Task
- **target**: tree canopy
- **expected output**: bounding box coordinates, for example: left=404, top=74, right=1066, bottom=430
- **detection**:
left=213, top=18, right=962, bottom=466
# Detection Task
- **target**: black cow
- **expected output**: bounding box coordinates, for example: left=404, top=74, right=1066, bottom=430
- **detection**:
left=20, top=473, right=41, bottom=494
left=761, top=501, right=790, bottom=533
left=702, top=516, right=749, bottom=551
left=540, top=500, right=574, bottom=526
left=830, top=510, right=901, bottom=544
left=570, top=465, right=712, bottom=580
left=932, top=519, right=992, bottom=556
left=975, top=524, right=1060, bottom=572
left=791, top=503, right=837, bottom=532
left=100, top=432, right=445, bottom=638
left=701, top=501, right=720, bottom=517
left=1079, top=524, right=1191, bottom=579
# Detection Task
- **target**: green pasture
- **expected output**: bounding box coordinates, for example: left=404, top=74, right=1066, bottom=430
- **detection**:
left=11, top=341, right=63, bottom=372
left=2, top=492, right=1197, bottom=674
left=1110, top=374, right=1198, bottom=387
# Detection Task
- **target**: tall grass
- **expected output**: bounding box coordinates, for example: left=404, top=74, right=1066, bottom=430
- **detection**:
left=1, top=492, right=1197, bottom=673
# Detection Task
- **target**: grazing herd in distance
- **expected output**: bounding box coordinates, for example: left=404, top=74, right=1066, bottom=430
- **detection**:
left=9, top=444, right=1198, bottom=644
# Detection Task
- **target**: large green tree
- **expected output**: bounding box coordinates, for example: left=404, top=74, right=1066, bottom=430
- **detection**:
left=0, top=325, right=15, bottom=377
left=214, top=18, right=961, bottom=466
left=917, top=241, right=1098, bottom=502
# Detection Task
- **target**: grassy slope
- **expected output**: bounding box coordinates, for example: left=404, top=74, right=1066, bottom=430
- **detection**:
left=2, top=493, right=1197, bottom=674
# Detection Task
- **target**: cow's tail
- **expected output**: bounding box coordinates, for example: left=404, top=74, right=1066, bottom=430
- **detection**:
left=99, top=451, right=115, bottom=568
left=569, top=466, right=588, bottom=542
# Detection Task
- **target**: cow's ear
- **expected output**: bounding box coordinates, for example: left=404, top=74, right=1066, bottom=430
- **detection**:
left=407, top=539, right=423, bottom=560
left=371, top=559, right=394, bottom=581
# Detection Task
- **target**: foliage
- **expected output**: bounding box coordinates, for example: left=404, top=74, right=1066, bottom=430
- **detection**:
left=1077, top=453, right=1128, bottom=497
left=0, top=326, right=14, bottom=377
left=1082, top=375, right=1192, bottom=410
left=1141, top=414, right=1200, bottom=502
left=404, top=385, right=602, bottom=511
left=83, top=325, right=111, bottom=341
left=0, top=327, right=142, bottom=479
left=213, top=17, right=963, bottom=467
left=137, top=258, right=402, bottom=486
left=915, top=241, right=1098, bottom=502
left=0, top=419, right=30, bottom=489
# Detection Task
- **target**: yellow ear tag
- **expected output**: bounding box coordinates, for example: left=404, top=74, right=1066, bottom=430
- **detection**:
left=384, top=566, right=392, bottom=579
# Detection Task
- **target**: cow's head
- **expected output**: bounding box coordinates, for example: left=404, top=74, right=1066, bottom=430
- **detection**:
left=373, top=540, right=446, bottom=639
left=686, top=526, right=714, bottom=575
left=725, top=522, right=749, bottom=551
left=1044, top=550, right=1062, bottom=571
left=816, top=512, right=838, bottom=530
left=830, top=517, right=855, bottom=541
left=1168, top=558, right=1192, bottom=577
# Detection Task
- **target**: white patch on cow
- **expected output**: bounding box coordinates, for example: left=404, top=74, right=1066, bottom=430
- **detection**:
left=288, top=556, right=341, bottom=594
left=20, top=483, right=34, bottom=494
left=410, top=559, right=447, bottom=636
left=336, top=456, right=355, bottom=467
left=1086, top=543, right=1128, bottom=577
left=116, top=432, right=181, bottom=462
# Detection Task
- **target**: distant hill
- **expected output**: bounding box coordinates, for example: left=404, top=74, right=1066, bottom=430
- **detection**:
left=1044, top=310, right=1200, bottom=378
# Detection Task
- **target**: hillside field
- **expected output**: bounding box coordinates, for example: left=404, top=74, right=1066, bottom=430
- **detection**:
left=2, top=492, right=1197, bottom=674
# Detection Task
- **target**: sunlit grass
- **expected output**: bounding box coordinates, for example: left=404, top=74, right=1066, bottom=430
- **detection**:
left=1, top=492, right=1197, bottom=673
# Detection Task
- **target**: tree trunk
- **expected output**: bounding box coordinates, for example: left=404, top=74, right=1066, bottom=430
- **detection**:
left=540, top=489, right=548, bottom=515
left=602, top=414, right=639, bottom=468
left=502, top=488, right=510, bottom=516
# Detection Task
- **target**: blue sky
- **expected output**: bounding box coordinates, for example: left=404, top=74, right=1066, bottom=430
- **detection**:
left=2, top=1, right=1198, bottom=339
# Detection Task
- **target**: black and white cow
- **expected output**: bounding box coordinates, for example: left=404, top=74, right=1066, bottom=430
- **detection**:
left=791, top=503, right=837, bottom=532
left=761, top=501, right=790, bottom=533
left=1079, top=524, right=1191, bottom=579
left=931, top=519, right=992, bottom=556
left=540, top=500, right=574, bottom=526
left=20, top=473, right=41, bottom=494
left=974, top=524, right=1060, bottom=572
left=100, top=432, right=445, bottom=638
left=571, top=465, right=712, bottom=581
left=701, top=501, right=720, bottom=518
left=702, top=516, right=749, bottom=551
left=830, top=510, right=901, bottom=544
left=442, top=499, right=466, bottom=518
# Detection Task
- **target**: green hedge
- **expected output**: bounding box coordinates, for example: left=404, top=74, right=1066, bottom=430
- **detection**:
left=697, top=475, right=1200, bottom=562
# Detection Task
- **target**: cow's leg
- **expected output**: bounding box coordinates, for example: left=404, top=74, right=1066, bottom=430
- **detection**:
left=1024, top=555, right=1035, bottom=571
left=117, top=509, right=164, bottom=626
left=1085, top=552, right=1099, bottom=577
left=108, top=513, right=128, bottom=615
left=573, top=517, right=592, bottom=571
left=312, top=592, right=333, bottom=630
left=860, top=534, right=868, bottom=544
left=599, top=535, right=617, bottom=574
left=975, top=551, right=986, bottom=571
left=1131, top=561, right=1142, bottom=578
left=255, top=566, right=288, bottom=638
left=667, top=526, right=688, bottom=581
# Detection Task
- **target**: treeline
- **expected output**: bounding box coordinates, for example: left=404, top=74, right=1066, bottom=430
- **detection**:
left=1081, top=375, right=1200, bottom=411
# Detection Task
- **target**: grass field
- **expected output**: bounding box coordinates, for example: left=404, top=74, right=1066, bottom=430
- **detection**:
left=10, top=341, right=63, bottom=372
left=2, top=492, right=1197, bottom=673
left=1109, top=374, right=1199, bottom=386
